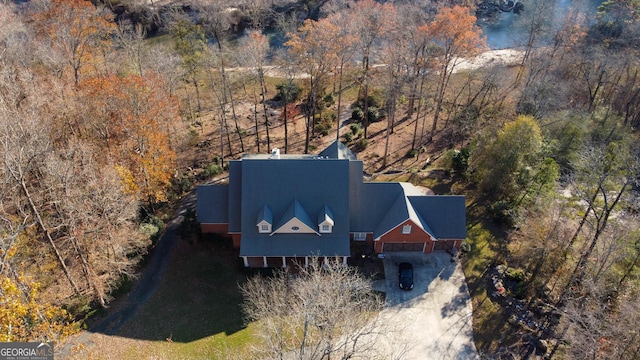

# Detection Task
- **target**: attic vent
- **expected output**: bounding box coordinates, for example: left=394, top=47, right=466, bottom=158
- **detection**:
left=271, top=148, right=280, bottom=159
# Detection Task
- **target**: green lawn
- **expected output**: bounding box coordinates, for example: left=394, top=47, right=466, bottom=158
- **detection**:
left=112, top=240, right=260, bottom=359
left=462, top=213, right=513, bottom=354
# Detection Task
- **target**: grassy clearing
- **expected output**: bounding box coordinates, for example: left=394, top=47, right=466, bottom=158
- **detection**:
left=462, top=214, right=512, bottom=354
left=84, top=240, right=259, bottom=359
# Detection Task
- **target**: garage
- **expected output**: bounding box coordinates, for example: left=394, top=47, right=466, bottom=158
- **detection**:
left=433, top=240, right=458, bottom=251
left=382, top=242, right=425, bottom=252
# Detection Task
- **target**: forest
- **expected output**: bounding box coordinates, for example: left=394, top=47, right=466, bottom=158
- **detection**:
left=0, top=0, right=639, bottom=358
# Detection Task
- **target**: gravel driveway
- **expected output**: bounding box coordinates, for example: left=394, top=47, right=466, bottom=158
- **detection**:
left=372, top=252, right=479, bottom=360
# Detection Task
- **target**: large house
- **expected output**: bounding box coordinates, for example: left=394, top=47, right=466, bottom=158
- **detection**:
left=197, top=141, right=466, bottom=268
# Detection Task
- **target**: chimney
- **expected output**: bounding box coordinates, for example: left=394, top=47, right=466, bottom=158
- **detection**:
left=271, top=148, right=280, bottom=159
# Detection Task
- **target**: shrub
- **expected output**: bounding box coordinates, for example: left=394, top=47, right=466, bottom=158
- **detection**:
left=315, top=123, right=331, bottom=136
left=323, top=93, right=336, bottom=107
left=406, top=149, right=419, bottom=158
left=353, top=89, right=384, bottom=109
left=201, top=163, right=222, bottom=179
left=176, top=176, right=193, bottom=194
left=505, top=267, right=527, bottom=282
left=367, top=107, right=381, bottom=122
left=351, top=108, right=364, bottom=122
left=350, top=122, right=362, bottom=135
left=356, top=138, right=369, bottom=150
left=344, top=132, right=353, bottom=142
left=452, top=148, right=470, bottom=175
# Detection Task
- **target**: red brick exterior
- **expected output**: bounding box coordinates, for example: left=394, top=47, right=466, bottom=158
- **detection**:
left=373, top=220, right=462, bottom=254
left=231, top=234, right=241, bottom=248
left=201, top=223, right=228, bottom=234
left=375, top=220, right=433, bottom=253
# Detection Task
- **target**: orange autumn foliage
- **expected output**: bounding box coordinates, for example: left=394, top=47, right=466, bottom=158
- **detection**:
left=78, top=74, right=180, bottom=203
left=31, top=0, right=116, bottom=86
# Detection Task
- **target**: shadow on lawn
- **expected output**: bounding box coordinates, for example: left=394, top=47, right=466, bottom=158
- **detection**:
left=90, top=235, right=249, bottom=343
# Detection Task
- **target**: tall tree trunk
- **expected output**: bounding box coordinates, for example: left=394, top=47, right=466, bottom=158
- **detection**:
left=260, top=75, right=271, bottom=153
left=430, top=59, right=454, bottom=142
left=411, top=74, right=426, bottom=150
left=304, top=76, right=315, bottom=154
left=252, top=87, right=261, bottom=153
left=20, top=180, right=81, bottom=296
left=362, top=56, right=370, bottom=139
left=336, top=64, right=345, bottom=142
left=562, top=181, right=628, bottom=303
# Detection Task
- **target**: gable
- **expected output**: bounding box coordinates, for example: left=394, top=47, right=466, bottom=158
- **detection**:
left=272, top=200, right=319, bottom=235
left=319, top=140, right=357, bottom=160
left=272, top=217, right=319, bottom=235
left=373, top=192, right=436, bottom=240
left=378, top=219, right=433, bottom=240
left=317, top=205, right=335, bottom=226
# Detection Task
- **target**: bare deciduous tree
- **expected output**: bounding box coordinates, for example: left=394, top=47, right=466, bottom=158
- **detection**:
left=241, top=257, right=392, bottom=360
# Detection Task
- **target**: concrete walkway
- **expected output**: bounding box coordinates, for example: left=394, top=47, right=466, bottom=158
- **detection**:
left=373, top=252, right=479, bottom=360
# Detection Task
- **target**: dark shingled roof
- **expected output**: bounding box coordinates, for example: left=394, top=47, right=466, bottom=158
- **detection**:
left=408, top=196, right=467, bottom=239
left=196, top=141, right=466, bottom=260
left=239, top=157, right=351, bottom=257
left=196, top=185, right=229, bottom=224
left=228, top=160, right=242, bottom=233
left=319, top=141, right=357, bottom=160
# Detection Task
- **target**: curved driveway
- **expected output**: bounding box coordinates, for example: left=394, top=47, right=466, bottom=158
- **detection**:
left=373, top=252, right=479, bottom=360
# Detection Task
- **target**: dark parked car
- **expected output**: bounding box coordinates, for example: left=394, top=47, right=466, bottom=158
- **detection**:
left=399, top=262, right=414, bottom=290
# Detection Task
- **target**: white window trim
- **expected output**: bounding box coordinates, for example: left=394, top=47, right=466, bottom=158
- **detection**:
left=320, top=224, right=332, bottom=233
left=354, top=232, right=367, bottom=241
left=402, top=224, right=412, bottom=234
left=259, top=224, right=271, bottom=233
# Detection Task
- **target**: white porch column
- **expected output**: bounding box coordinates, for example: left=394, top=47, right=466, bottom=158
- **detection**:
left=305, top=256, right=309, bottom=268
left=324, top=256, right=328, bottom=266
left=242, top=256, right=249, bottom=267
left=431, top=241, right=436, bottom=253
left=282, top=256, right=287, bottom=268
left=263, top=256, right=267, bottom=268
left=342, top=256, right=348, bottom=266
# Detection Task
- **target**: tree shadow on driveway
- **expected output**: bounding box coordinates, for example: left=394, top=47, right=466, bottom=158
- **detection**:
left=378, top=252, right=479, bottom=360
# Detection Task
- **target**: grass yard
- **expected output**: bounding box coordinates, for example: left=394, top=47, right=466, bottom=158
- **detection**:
left=462, top=212, right=513, bottom=354
left=68, top=239, right=260, bottom=360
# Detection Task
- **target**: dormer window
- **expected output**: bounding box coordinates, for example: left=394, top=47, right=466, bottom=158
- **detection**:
left=257, top=205, right=273, bottom=234
left=318, top=205, right=334, bottom=234
left=402, top=224, right=412, bottom=234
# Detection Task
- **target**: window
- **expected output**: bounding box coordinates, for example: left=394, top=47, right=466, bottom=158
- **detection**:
left=354, top=232, right=367, bottom=241
left=259, top=224, right=270, bottom=233
left=402, top=225, right=412, bottom=234
left=321, top=224, right=331, bottom=233
left=291, top=226, right=300, bottom=231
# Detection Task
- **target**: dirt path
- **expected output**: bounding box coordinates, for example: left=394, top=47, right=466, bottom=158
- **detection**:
left=58, top=191, right=197, bottom=358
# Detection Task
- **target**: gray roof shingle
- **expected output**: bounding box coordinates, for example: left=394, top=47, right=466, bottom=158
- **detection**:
left=239, top=157, right=351, bottom=257
left=196, top=185, right=228, bottom=224
left=408, top=196, right=466, bottom=239
left=197, top=141, right=466, bottom=258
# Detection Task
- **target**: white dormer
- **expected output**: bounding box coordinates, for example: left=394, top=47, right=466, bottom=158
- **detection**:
left=318, top=205, right=335, bottom=234
left=256, top=205, right=273, bottom=234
